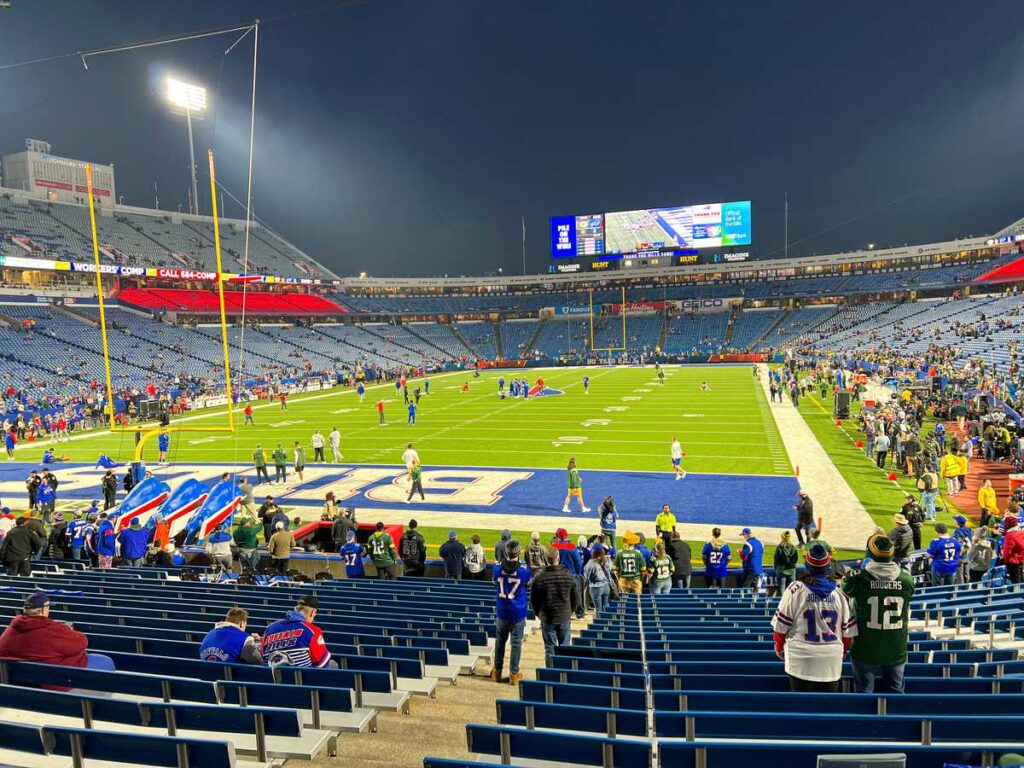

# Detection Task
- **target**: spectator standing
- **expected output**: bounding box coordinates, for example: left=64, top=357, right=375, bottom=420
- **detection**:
left=0, top=518, right=43, bottom=576
left=464, top=534, right=487, bottom=580
left=399, top=519, right=427, bottom=576
left=978, top=479, right=999, bottom=528
left=531, top=546, right=579, bottom=667
left=490, top=540, right=531, bottom=685
left=551, top=527, right=585, bottom=618
left=23, top=510, right=47, bottom=561
left=888, top=513, right=913, bottom=571
left=649, top=540, right=675, bottom=594
left=267, top=521, right=295, bottom=574
left=260, top=596, right=334, bottom=668
left=967, top=528, right=994, bottom=582
left=702, top=528, right=731, bottom=588
left=330, top=507, right=356, bottom=552
left=339, top=530, right=366, bottom=578
left=95, top=513, right=116, bottom=569
left=1002, top=516, right=1024, bottom=584
left=612, top=532, right=647, bottom=595
left=771, top=543, right=855, bottom=692
left=367, top=521, right=398, bottom=579
left=926, top=523, right=961, bottom=586
left=25, top=470, right=40, bottom=510
left=439, top=531, right=466, bottom=579
left=873, top=432, right=891, bottom=469
left=793, top=491, right=815, bottom=547
left=774, top=531, right=798, bottom=594
left=524, top=532, right=546, bottom=577
left=494, top=529, right=512, bottom=563
left=205, top=524, right=235, bottom=571
left=118, top=518, right=149, bottom=567
left=233, top=516, right=262, bottom=571
left=667, top=531, right=691, bottom=589
left=841, top=535, right=914, bottom=693
left=199, top=608, right=263, bottom=664
left=237, top=477, right=255, bottom=517
left=152, top=514, right=170, bottom=552
left=901, top=493, right=926, bottom=551
left=917, top=466, right=939, bottom=521
left=583, top=544, right=615, bottom=613
left=739, top=528, right=764, bottom=588
left=598, top=496, right=617, bottom=550
left=259, top=496, right=281, bottom=542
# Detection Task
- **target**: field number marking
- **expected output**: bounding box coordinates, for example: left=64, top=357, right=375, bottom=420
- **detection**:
left=552, top=436, right=588, bottom=447
left=581, top=419, right=611, bottom=427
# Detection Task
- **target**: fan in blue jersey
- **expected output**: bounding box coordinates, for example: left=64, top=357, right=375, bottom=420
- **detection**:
left=926, top=523, right=962, bottom=587
left=199, top=607, right=263, bottom=664
left=598, top=496, right=617, bottom=550
left=260, top=595, right=333, bottom=668
left=701, top=528, right=731, bottom=588
left=339, top=530, right=367, bottom=578
left=491, top=539, right=531, bottom=685
left=66, top=512, right=88, bottom=561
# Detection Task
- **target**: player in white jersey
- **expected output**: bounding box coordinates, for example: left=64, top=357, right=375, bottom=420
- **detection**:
left=670, top=438, right=686, bottom=480
left=771, top=542, right=856, bottom=692
left=401, top=443, right=420, bottom=488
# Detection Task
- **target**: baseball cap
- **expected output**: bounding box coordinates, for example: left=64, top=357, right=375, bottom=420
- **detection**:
left=297, top=595, right=320, bottom=609
left=24, top=591, right=50, bottom=610
left=797, top=490, right=807, bottom=497
left=591, top=543, right=605, bottom=554
left=345, top=530, right=356, bottom=540
left=740, top=527, right=752, bottom=536
left=448, top=530, right=458, bottom=539
left=555, top=527, right=568, bottom=539
left=129, top=518, right=141, bottom=528
left=953, top=515, right=967, bottom=526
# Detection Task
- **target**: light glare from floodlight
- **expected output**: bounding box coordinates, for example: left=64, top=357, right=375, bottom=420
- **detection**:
left=166, top=78, right=207, bottom=114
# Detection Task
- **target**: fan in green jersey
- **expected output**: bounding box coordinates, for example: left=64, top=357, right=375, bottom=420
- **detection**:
left=841, top=535, right=915, bottom=694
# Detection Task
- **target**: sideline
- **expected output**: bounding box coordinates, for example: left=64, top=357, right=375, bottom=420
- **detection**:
left=756, top=364, right=875, bottom=549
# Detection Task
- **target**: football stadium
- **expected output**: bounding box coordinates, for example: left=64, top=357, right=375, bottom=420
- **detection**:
left=0, top=3, right=1023, bottom=768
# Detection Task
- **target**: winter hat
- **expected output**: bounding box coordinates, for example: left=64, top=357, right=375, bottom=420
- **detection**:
left=866, top=535, right=894, bottom=562
left=623, top=530, right=640, bottom=545
left=804, top=542, right=831, bottom=574
left=504, top=540, right=522, bottom=563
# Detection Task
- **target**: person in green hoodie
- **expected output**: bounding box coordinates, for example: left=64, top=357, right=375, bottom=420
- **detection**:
left=252, top=444, right=269, bottom=485
left=233, top=516, right=263, bottom=571
left=272, top=443, right=288, bottom=484
left=774, top=530, right=798, bottom=594
left=368, top=521, right=398, bottom=579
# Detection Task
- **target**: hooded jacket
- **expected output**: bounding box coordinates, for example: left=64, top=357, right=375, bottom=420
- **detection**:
left=0, top=613, right=88, bottom=667
left=494, top=530, right=512, bottom=562
left=1003, top=526, right=1024, bottom=566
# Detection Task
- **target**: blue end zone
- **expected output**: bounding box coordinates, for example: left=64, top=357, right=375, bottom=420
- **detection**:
left=1, top=462, right=799, bottom=528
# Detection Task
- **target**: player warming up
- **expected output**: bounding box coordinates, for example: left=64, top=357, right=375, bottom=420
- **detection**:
left=562, top=457, right=591, bottom=514
left=582, top=375, right=590, bottom=395
left=670, top=437, right=686, bottom=480
left=700, top=381, right=710, bottom=392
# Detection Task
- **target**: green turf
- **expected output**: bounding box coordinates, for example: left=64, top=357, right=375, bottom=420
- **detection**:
left=789, top=375, right=961, bottom=550
left=25, top=366, right=791, bottom=474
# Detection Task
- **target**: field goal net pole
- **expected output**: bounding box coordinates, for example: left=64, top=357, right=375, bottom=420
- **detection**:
left=85, top=154, right=236, bottom=465
left=589, top=286, right=627, bottom=354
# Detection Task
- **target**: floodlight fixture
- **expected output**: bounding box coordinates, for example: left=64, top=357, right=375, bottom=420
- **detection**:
left=166, top=78, right=207, bottom=117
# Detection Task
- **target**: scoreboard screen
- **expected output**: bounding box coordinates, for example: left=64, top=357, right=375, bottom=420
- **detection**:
left=550, top=200, right=751, bottom=258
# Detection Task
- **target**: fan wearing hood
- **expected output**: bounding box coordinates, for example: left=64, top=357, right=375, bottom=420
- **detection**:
left=491, top=540, right=531, bottom=685
left=841, top=535, right=915, bottom=693
left=771, top=542, right=856, bottom=692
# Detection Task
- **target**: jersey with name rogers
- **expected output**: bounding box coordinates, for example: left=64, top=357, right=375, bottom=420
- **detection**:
left=260, top=611, right=332, bottom=668
left=772, top=581, right=856, bottom=682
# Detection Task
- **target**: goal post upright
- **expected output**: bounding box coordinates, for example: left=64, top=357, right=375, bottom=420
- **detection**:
left=590, top=286, right=627, bottom=353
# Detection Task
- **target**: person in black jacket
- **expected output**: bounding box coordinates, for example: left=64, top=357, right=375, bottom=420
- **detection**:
left=888, top=513, right=914, bottom=571
left=101, top=471, right=118, bottom=510
left=667, top=531, right=692, bottom=589
left=901, top=493, right=926, bottom=550
left=793, top=491, right=815, bottom=547
left=530, top=547, right=579, bottom=667
left=0, top=518, right=44, bottom=576
left=399, top=519, right=427, bottom=576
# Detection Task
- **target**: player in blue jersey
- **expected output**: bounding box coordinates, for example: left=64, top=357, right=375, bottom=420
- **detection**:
left=498, top=377, right=505, bottom=393
left=424, top=378, right=430, bottom=395
left=199, top=608, right=263, bottom=664
left=583, top=375, right=590, bottom=395
left=491, top=539, right=531, bottom=684
left=157, top=432, right=170, bottom=465
left=407, top=400, right=416, bottom=424
left=339, top=530, right=367, bottom=578
left=356, top=381, right=365, bottom=403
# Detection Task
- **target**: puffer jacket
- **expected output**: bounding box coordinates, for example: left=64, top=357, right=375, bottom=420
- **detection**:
left=530, top=564, right=578, bottom=625
left=888, top=524, right=914, bottom=559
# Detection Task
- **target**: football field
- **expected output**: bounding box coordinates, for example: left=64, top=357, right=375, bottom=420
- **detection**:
left=4, top=366, right=805, bottom=546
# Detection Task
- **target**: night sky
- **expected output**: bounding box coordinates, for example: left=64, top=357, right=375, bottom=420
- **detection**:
left=2, top=1, right=1023, bottom=277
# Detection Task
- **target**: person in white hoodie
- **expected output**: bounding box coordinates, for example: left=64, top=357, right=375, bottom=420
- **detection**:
left=464, top=534, right=487, bottom=580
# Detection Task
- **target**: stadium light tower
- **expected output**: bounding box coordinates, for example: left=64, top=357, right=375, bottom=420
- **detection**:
left=166, top=77, right=207, bottom=216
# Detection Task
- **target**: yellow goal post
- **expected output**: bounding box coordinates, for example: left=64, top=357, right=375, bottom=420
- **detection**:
left=589, top=286, right=626, bottom=352
left=85, top=151, right=236, bottom=462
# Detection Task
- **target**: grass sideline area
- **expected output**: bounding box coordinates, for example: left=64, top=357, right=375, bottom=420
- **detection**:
left=791, top=376, right=961, bottom=552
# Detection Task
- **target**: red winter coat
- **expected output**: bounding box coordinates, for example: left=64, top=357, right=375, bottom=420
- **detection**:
left=0, top=614, right=89, bottom=668
left=1003, top=529, right=1024, bottom=566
